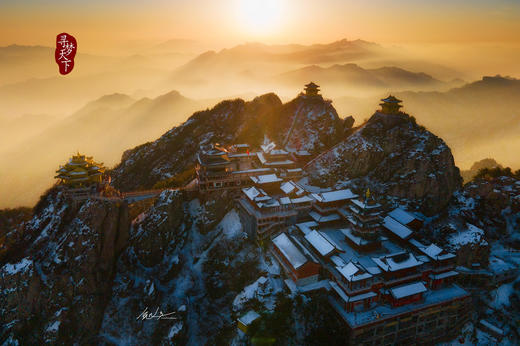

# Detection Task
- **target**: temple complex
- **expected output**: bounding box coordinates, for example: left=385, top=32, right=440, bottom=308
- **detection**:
left=193, top=89, right=469, bottom=344
left=55, top=153, right=105, bottom=187
left=47, top=89, right=474, bottom=343
left=379, top=95, right=403, bottom=114
left=196, top=142, right=304, bottom=193
left=236, top=176, right=470, bottom=344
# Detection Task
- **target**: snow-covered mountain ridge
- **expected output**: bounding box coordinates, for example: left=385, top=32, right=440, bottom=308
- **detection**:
left=110, top=92, right=348, bottom=192
left=1, top=90, right=519, bottom=344
left=306, top=111, right=462, bottom=215
left=0, top=188, right=129, bottom=343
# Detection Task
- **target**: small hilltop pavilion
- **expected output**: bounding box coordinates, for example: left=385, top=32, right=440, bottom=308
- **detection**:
left=304, top=82, right=321, bottom=97
left=55, top=153, right=106, bottom=194
left=379, top=95, right=403, bottom=115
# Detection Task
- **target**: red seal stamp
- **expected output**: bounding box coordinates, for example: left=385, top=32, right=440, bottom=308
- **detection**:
left=55, top=33, right=77, bottom=75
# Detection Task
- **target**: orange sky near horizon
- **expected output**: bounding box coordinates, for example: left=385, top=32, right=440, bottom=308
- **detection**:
left=1, top=0, right=520, bottom=54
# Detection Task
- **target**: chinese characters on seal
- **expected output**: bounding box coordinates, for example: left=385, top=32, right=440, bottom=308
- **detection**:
left=55, top=33, right=77, bottom=75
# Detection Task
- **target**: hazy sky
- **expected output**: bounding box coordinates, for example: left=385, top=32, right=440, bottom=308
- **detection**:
left=1, top=0, right=520, bottom=53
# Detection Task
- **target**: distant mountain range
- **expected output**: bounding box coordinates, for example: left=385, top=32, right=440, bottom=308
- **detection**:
left=168, top=39, right=463, bottom=98
left=460, top=158, right=503, bottom=183
left=0, top=44, right=115, bottom=85
left=0, top=39, right=467, bottom=118
left=276, top=63, right=447, bottom=92
left=0, top=42, right=202, bottom=117
left=2, top=75, right=520, bottom=207
left=334, top=75, right=520, bottom=169
left=0, top=64, right=171, bottom=117
left=401, top=76, right=520, bottom=169
left=0, top=90, right=213, bottom=207
left=2, top=38, right=519, bottom=206
left=170, top=39, right=385, bottom=85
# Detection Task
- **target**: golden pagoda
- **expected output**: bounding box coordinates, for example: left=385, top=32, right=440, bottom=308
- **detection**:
left=55, top=152, right=105, bottom=187
left=304, top=82, right=320, bottom=96
left=379, top=95, right=403, bottom=115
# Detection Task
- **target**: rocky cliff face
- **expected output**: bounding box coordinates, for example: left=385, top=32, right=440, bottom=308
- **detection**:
left=415, top=175, right=520, bottom=342
left=265, top=95, right=345, bottom=153
left=111, top=94, right=282, bottom=191
left=460, top=176, right=520, bottom=232
left=433, top=176, right=520, bottom=247
left=111, top=93, right=346, bottom=192
left=307, top=112, right=462, bottom=215
left=0, top=207, right=32, bottom=262
left=98, top=190, right=349, bottom=344
left=98, top=190, right=268, bottom=344
left=0, top=189, right=129, bottom=344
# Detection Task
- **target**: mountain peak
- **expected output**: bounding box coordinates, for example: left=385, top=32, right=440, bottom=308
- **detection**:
left=155, top=90, right=184, bottom=100
left=307, top=106, right=461, bottom=215
left=278, top=63, right=442, bottom=91
left=250, top=92, right=282, bottom=106
left=76, top=93, right=135, bottom=116
left=481, top=74, right=518, bottom=84
left=110, top=88, right=346, bottom=191
left=95, top=93, right=134, bottom=103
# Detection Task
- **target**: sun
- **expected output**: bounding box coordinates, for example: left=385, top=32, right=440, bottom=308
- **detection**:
left=237, top=0, right=283, bottom=35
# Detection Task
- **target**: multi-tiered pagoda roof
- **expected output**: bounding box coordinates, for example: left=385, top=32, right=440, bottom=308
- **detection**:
left=304, top=82, right=320, bottom=96
left=55, top=153, right=105, bottom=187
left=379, top=95, right=403, bottom=114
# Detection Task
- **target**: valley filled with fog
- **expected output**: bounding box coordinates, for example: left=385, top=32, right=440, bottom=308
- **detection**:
left=1, top=39, right=519, bottom=207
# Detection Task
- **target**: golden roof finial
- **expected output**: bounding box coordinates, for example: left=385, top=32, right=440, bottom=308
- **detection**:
left=365, top=188, right=371, bottom=200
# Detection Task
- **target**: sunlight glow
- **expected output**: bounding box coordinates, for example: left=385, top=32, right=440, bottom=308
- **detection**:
left=237, top=0, right=283, bottom=35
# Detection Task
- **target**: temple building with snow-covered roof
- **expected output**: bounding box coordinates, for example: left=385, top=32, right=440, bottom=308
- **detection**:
left=237, top=176, right=315, bottom=240
left=271, top=232, right=321, bottom=286
left=196, top=143, right=264, bottom=192
left=387, top=207, right=423, bottom=231
left=266, top=189, right=471, bottom=344
left=306, top=189, right=356, bottom=228
left=257, top=141, right=298, bottom=169
left=196, top=142, right=305, bottom=193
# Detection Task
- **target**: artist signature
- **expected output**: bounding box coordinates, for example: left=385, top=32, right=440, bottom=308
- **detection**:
left=136, top=307, right=179, bottom=321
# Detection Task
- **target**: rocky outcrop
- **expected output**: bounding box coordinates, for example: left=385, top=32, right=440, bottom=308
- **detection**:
left=99, top=190, right=263, bottom=344
left=446, top=176, right=520, bottom=244
left=446, top=224, right=490, bottom=267
left=111, top=93, right=345, bottom=192
left=417, top=174, right=520, bottom=271
left=464, top=177, right=519, bottom=218
left=0, top=207, right=32, bottom=262
left=343, top=115, right=355, bottom=132
left=460, top=158, right=502, bottom=183
left=265, top=94, right=344, bottom=153
left=307, top=112, right=462, bottom=215
left=0, top=189, right=129, bottom=344
left=111, top=94, right=283, bottom=191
